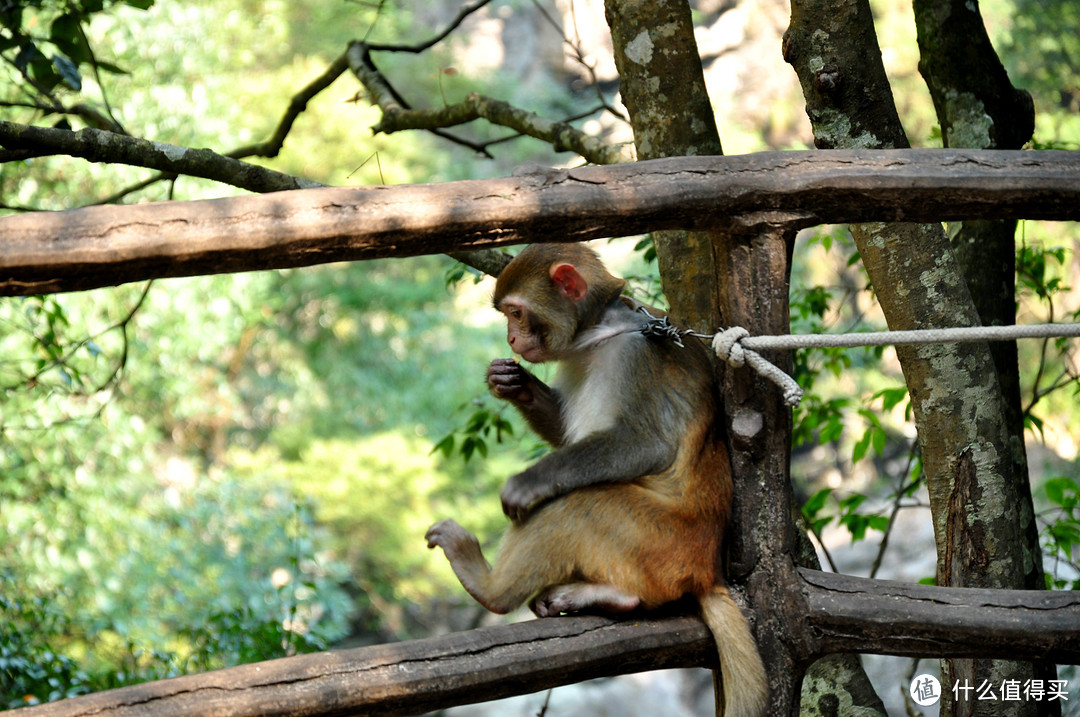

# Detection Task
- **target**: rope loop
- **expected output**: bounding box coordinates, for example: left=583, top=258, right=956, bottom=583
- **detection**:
left=704, top=321, right=1079, bottom=409
left=712, top=327, right=749, bottom=367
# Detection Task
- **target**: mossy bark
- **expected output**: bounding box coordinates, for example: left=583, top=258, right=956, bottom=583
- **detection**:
left=914, top=2, right=1054, bottom=714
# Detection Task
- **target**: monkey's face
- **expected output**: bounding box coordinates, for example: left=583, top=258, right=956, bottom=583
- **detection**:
left=492, top=249, right=594, bottom=363
left=497, top=296, right=553, bottom=363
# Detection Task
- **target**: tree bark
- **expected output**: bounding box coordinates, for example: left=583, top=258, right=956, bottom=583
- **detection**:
left=915, top=2, right=1050, bottom=713
left=604, top=2, right=883, bottom=712
left=604, top=0, right=724, bottom=331
left=0, top=121, right=319, bottom=194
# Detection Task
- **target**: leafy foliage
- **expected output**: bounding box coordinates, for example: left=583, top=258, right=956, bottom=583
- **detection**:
left=1041, top=477, right=1080, bottom=590
left=1, top=596, right=89, bottom=708
left=432, top=401, right=516, bottom=463
left=1, top=1, right=150, bottom=99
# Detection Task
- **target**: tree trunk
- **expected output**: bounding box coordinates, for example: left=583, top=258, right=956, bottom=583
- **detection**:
left=785, top=1, right=1041, bottom=714
left=604, top=0, right=724, bottom=331
left=913, top=2, right=1055, bottom=714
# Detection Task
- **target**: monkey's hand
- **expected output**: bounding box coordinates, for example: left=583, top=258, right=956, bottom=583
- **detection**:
left=487, top=358, right=536, bottom=404
left=487, top=359, right=566, bottom=447
left=500, top=471, right=554, bottom=523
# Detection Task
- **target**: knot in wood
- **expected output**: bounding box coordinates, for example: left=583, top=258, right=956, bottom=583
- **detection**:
left=814, top=65, right=841, bottom=95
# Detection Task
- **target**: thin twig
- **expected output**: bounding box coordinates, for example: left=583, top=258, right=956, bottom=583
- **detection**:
left=869, top=444, right=920, bottom=580
left=230, top=52, right=351, bottom=160
left=364, top=0, right=496, bottom=53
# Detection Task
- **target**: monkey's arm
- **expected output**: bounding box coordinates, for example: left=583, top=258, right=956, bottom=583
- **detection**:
left=499, top=427, right=676, bottom=522
left=487, top=358, right=566, bottom=447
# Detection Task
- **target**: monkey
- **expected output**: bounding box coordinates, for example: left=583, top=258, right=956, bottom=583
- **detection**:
left=426, top=243, right=768, bottom=717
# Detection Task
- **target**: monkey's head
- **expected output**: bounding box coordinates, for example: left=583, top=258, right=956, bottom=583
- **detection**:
left=492, top=243, right=626, bottom=362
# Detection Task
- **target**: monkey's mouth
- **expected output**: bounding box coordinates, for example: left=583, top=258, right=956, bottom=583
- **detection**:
left=513, top=346, right=546, bottom=364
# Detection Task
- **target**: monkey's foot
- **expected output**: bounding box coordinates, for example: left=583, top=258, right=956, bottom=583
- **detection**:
left=531, top=583, right=641, bottom=617
left=425, top=519, right=484, bottom=561
left=426, top=520, right=516, bottom=614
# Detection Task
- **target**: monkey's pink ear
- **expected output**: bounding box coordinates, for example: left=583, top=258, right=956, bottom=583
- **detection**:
left=549, top=263, right=588, bottom=301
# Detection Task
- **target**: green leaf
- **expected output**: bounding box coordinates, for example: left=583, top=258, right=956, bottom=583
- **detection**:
left=1046, top=477, right=1079, bottom=510
left=1048, top=521, right=1080, bottom=560
left=819, top=416, right=844, bottom=443
left=492, top=414, right=514, bottom=442
left=802, top=488, right=834, bottom=535
left=842, top=513, right=870, bottom=541
left=838, top=493, right=867, bottom=512
left=461, top=435, right=487, bottom=461
left=50, top=14, right=93, bottom=65
left=93, top=59, right=130, bottom=75
left=802, top=488, right=832, bottom=521
left=430, top=434, right=454, bottom=458
left=867, top=514, right=890, bottom=533
left=852, top=430, right=871, bottom=463
left=871, top=426, right=887, bottom=456
left=465, top=409, right=489, bottom=433
left=874, top=386, right=908, bottom=412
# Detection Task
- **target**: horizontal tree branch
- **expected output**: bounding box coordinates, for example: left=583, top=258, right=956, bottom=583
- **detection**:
left=15, top=613, right=716, bottom=717
left=18, top=571, right=1078, bottom=717
left=0, top=149, right=1077, bottom=296
left=0, top=121, right=318, bottom=194
left=801, top=569, right=1080, bottom=662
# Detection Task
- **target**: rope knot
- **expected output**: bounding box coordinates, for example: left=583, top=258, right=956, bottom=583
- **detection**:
left=712, top=327, right=750, bottom=367
left=712, top=326, right=804, bottom=408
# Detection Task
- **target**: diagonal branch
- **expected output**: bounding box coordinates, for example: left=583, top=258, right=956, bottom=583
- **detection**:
left=0, top=54, right=348, bottom=200
left=364, top=0, right=497, bottom=53
left=229, top=51, right=352, bottom=160
left=347, top=42, right=629, bottom=165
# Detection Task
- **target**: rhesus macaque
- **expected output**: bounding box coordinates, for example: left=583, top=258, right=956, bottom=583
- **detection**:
left=426, top=243, right=767, bottom=717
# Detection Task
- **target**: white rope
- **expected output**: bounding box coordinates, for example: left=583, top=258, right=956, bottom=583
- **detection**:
left=710, top=322, right=1080, bottom=408
left=741, top=322, right=1080, bottom=351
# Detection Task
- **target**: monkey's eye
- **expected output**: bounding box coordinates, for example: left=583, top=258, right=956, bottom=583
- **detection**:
left=507, top=307, right=524, bottom=321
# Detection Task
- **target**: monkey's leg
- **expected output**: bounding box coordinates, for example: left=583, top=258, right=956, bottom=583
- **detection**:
left=530, top=583, right=641, bottom=617
left=425, top=519, right=537, bottom=614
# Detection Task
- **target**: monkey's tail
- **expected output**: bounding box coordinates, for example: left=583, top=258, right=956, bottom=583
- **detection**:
left=697, top=585, right=768, bottom=717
